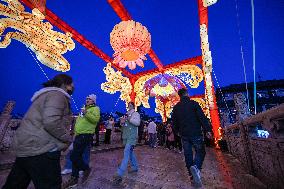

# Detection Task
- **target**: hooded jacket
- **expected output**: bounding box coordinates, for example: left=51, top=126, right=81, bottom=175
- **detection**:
left=13, top=87, right=72, bottom=157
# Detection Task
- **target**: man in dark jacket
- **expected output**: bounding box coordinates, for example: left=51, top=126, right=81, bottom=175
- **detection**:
left=172, top=88, right=213, bottom=187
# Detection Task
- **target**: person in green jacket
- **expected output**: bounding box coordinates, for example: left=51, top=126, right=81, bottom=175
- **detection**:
left=63, top=94, right=100, bottom=188
left=113, top=102, right=141, bottom=184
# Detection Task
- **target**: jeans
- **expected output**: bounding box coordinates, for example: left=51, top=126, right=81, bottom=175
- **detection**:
left=64, top=145, right=90, bottom=170
left=149, top=133, right=157, bottom=147
left=3, top=151, right=61, bottom=189
left=70, top=134, right=93, bottom=178
left=117, top=144, right=138, bottom=176
left=182, top=136, right=206, bottom=174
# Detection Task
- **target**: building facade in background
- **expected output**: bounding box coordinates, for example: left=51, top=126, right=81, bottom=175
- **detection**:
left=216, top=79, right=284, bottom=126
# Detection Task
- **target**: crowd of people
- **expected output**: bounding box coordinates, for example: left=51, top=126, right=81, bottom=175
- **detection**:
left=2, top=74, right=213, bottom=189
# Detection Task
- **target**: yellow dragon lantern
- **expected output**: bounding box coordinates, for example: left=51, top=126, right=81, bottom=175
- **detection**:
left=101, top=63, right=133, bottom=107
left=0, top=0, right=75, bottom=72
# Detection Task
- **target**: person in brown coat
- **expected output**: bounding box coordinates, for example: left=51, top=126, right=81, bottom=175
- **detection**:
left=2, top=74, right=74, bottom=189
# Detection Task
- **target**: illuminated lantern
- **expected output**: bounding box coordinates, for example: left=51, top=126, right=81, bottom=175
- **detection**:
left=143, top=74, right=186, bottom=98
left=30, top=0, right=46, bottom=14
left=0, top=0, right=75, bottom=72
left=101, top=64, right=132, bottom=107
left=202, top=0, right=218, bottom=7
left=110, top=20, right=151, bottom=70
left=142, top=74, right=186, bottom=121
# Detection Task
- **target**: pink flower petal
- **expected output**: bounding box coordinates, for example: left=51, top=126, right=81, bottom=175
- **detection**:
left=136, top=59, right=144, bottom=67
left=119, top=60, right=128, bottom=68
left=128, top=61, right=136, bottom=70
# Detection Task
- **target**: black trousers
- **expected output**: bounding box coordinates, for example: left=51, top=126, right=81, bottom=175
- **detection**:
left=138, top=129, right=143, bottom=143
left=70, top=134, right=93, bottom=178
left=174, top=135, right=183, bottom=151
left=166, top=140, right=175, bottom=149
left=94, top=126, right=100, bottom=145
left=104, top=129, right=112, bottom=144
left=158, top=133, right=166, bottom=146
left=2, top=151, right=61, bottom=189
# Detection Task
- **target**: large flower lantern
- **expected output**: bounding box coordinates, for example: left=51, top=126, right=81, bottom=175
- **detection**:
left=110, top=20, right=151, bottom=70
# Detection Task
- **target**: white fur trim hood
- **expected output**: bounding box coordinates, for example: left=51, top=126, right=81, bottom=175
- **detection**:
left=31, top=87, right=71, bottom=102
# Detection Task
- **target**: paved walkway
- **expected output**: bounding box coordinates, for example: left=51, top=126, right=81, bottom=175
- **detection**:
left=0, top=146, right=265, bottom=189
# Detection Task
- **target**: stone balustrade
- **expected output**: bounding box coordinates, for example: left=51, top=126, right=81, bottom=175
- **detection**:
left=225, top=103, right=284, bottom=188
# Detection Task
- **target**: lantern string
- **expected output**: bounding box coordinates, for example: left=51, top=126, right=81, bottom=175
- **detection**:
left=212, top=68, right=234, bottom=122
left=110, top=95, right=121, bottom=114
left=26, top=48, right=79, bottom=112
left=27, top=48, right=50, bottom=80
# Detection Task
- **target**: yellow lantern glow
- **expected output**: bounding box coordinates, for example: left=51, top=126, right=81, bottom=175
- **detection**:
left=191, top=97, right=211, bottom=119
left=101, top=63, right=132, bottom=107
left=134, top=73, right=158, bottom=108
left=202, top=0, right=218, bottom=7
left=151, top=83, right=176, bottom=97
left=166, top=65, right=203, bottom=88
left=0, top=0, right=75, bottom=72
left=200, top=24, right=214, bottom=109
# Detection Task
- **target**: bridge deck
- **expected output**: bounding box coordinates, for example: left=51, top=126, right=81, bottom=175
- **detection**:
left=0, top=145, right=266, bottom=189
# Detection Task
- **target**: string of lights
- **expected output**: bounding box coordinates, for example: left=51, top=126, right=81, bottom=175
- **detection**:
left=27, top=48, right=79, bottom=112
left=212, top=68, right=234, bottom=122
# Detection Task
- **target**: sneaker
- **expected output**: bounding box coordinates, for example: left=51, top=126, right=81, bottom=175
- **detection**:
left=113, top=174, right=122, bottom=185
left=62, top=176, right=78, bottom=189
left=128, top=169, right=138, bottom=174
left=61, top=169, right=72, bottom=175
left=190, top=165, right=202, bottom=187
left=79, top=170, right=84, bottom=177
left=81, top=168, right=92, bottom=184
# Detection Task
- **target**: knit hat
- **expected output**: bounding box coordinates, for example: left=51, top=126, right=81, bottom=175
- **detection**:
left=87, top=94, right=96, bottom=103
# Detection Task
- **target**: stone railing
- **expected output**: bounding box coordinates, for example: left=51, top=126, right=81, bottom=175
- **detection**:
left=0, top=119, right=21, bottom=151
left=225, top=103, right=284, bottom=188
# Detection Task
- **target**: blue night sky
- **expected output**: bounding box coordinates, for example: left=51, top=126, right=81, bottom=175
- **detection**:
left=0, top=0, right=284, bottom=116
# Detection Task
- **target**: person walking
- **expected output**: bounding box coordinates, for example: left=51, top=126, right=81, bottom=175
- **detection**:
left=137, top=121, right=144, bottom=144
left=158, top=123, right=166, bottom=146
left=63, top=94, right=100, bottom=188
left=147, top=120, right=157, bottom=148
left=166, top=122, right=175, bottom=150
left=104, top=116, right=114, bottom=144
left=61, top=143, right=90, bottom=176
left=61, top=117, right=90, bottom=175
left=172, top=88, right=213, bottom=188
left=113, top=102, right=141, bottom=184
left=2, top=74, right=74, bottom=189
